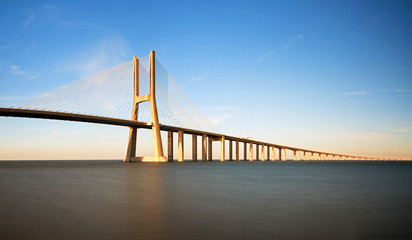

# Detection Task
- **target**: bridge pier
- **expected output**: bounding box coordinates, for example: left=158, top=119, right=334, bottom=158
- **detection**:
left=229, top=140, right=233, bottom=161
left=271, top=146, right=275, bottom=161
left=256, top=144, right=259, bottom=161
left=261, top=145, right=265, bottom=161
left=279, top=148, right=282, bottom=161
left=178, top=130, right=184, bottom=162
left=202, top=134, right=207, bottom=161
left=221, top=136, right=225, bottom=161
left=168, top=131, right=173, bottom=162
left=249, top=142, right=253, bottom=161
left=192, top=134, right=197, bottom=162
left=208, top=136, right=213, bottom=161
left=236, top=140, right=239, bottom=161
left=283, top=148, right=287, bottom=161
left=243, top=142, right=247, bottom=160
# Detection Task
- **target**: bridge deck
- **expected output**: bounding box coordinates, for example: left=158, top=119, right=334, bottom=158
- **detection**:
left=0, top=107, right=363, bottom=158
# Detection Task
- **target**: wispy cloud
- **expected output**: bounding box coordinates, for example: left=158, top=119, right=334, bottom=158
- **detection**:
left=343, top=91, right=367, bottom=96
left=208, top=114, right=233, bottom=125
left=0, top=42, right=11, bottom=51
left=6, top=65, right=38, bottom=79
left=342, top=132, right=389, bottom=141
left=394, top=89, right=412, bottom=93
left=391, top=128, right=409, bottom=133
left=189, top=76, right=206, bottom=82
left=64, top=34, right=129, bottom=76
left=281, top=35, right=304, bottom=50
left=206, top=106, right=237, bottom=111
left=188, top=68, right=221, bottom=82
left=24, top=14, right=35, bottom=28
left=257, top=34, right=304, bottom=62
left=7, top=65, right=25, bottom=75
left=0, top=96, right=28, bottom=101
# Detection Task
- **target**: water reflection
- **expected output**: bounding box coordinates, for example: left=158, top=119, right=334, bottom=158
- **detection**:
left=0, top=161, right=411, bottom=239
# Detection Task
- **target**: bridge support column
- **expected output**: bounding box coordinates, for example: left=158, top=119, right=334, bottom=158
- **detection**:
left=256, top=144, right=260, bottom=161
left=279, top=148, right=282, bottom=161
left=271, top=147, right=275, bottom=161
left=229, top=140, right=233, bottom=161
left=178, top=131, right=184, bottom=162
left=192, top=134, right=197, bottom=162
left=208, top=136, right=213, bottom=161
left=125, top=51, right=166, bottom=162
left=249, top=143, right=253, bottom=161
left=243, top=142, right=247, bottom=160
left=283, top=148, right=287, bottom=161
left=235, top=140, right=239, bottom=161
left=293, top=150, right=296, bottom=161
left=168, top=131, right=173, bottom=162
left=125, top=127, right=137, bottom=162
left=261, top=145, right=265, bottom=161
left=221, top=136, right=225, bottom=161
left=267, top=146, right=270, bottom=161
left=202, top=134, right=207, bottom=161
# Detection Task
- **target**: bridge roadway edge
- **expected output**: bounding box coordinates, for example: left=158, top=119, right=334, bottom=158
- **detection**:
left=0, top=107, right=406, bottom=160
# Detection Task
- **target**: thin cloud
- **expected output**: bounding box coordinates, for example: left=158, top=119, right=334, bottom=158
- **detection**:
left=188, top=68, right=221, bottom=83
left=281, top=35, right=304, bottom=50
left=24, top=14, right=35, bottom=28
left=189, top=76, right=206, bottom=82
left=342, top=132, right=389, bottom=141
left=6, top=65, right=38, bottom=79
left=395, top=89, right=412, bottom=93
left=7, top=65, right=25, bottom=75
left=257, top=34, right=304, bottom=62
left=343, top=91, right=367, bottom=96
left=64, top=34, right=129, bottom=76
left=0, top=96, right=28, bottom=101
left=207, top=106, right=237, bottom=111
left=208, top=114, right=233, bottom=126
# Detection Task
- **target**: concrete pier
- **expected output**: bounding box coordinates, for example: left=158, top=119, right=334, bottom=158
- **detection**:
left=192, top=134, right=197, bottom=162
left=178, top=130, right=184, bottom=162
left=221, top=136, right=225, bottom=161
left=249, top=143, right=253, bottom=161
left=208, top=136, right=213, bottom=161
left=243, top=142, right=247, bottom=160
left=235, top=140, right=239, bottom=161
left=229, top=140, right=233, bottom=161
left=168, top=131, right=173, bottom=162
left=202, top=134, right=207, bottom=161
left=261, top=145, right=265, bottom=161
left=256, top=144, right=259, bottom=161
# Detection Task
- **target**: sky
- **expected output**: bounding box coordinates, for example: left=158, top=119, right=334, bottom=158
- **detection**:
left=1, top=0, right=412, bottom=160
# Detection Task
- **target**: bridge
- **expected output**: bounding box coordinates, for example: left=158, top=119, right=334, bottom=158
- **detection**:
left=0, top=51, right=406, bottom=162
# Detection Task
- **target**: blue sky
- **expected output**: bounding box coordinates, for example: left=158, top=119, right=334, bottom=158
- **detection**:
left=1, top=0, right=411, bottom=159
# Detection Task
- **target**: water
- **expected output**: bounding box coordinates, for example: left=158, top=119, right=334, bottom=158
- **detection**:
left=1, top=161, right=411, bottom=240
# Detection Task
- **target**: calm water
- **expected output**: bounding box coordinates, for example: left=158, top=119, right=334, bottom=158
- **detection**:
left=1, top=160, right=411, bottom=240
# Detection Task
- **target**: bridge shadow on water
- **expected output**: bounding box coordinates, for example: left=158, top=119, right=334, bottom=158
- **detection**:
left=1, top=160, right=412, bottom=240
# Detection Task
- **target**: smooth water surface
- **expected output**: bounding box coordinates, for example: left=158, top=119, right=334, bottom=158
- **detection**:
left=1, top=161, right=411, bottom=240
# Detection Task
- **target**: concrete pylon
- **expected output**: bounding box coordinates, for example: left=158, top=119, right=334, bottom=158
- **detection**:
left=124, top=51, right=167, bottom=162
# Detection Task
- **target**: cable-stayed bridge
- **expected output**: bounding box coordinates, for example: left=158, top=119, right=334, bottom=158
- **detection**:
left=0, top=51, right=406, bottom=161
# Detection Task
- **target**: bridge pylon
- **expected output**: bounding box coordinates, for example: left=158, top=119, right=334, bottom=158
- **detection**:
left=124, top=50, right=167, bottom=162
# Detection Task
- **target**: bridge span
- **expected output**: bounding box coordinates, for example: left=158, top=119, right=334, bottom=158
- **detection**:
left=0, top=107, right=398, bottom=161
left=0, top=51, right=406, bottom=162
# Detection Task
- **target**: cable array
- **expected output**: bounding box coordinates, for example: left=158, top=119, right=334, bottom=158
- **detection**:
left=13, top=55, right=219, bottom=134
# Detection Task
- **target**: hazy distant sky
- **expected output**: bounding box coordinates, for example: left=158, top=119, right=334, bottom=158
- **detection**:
left=1, top=0, right=411, bottom=159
